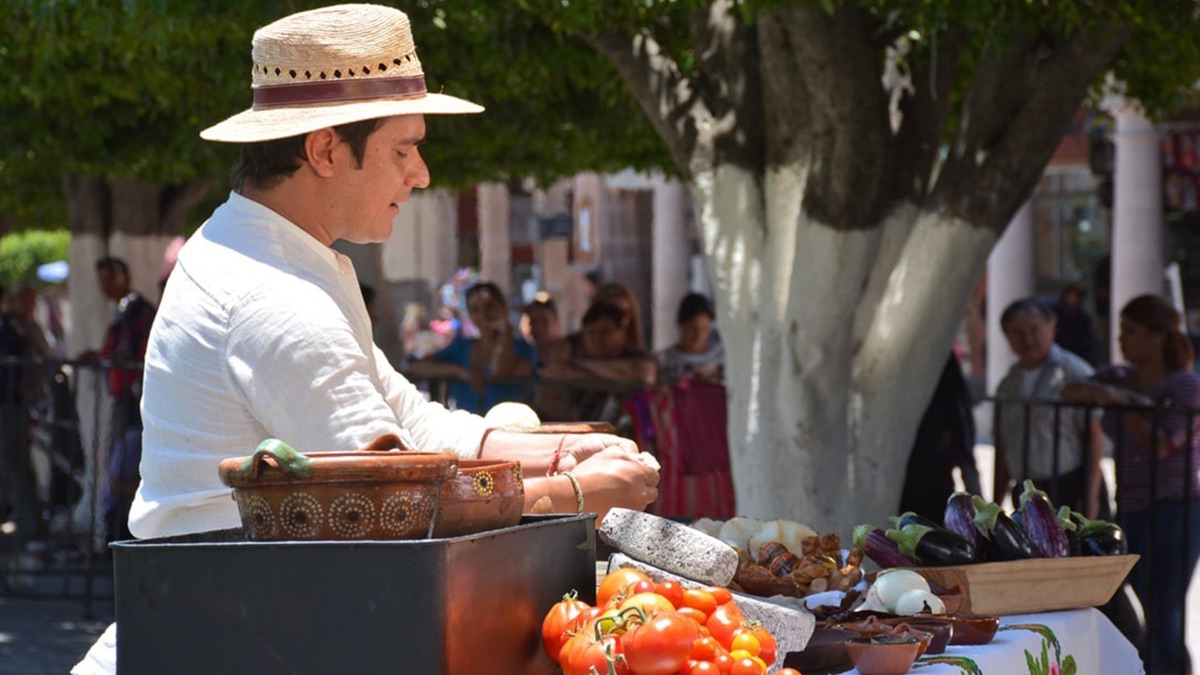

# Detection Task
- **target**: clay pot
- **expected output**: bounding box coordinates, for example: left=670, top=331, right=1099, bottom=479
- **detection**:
left=882, top=617, right=954, bottom=655
left=844, top=635, right=923, bottom=675
left=433, top=459, right=525, bottom=538
left=834, top=615, right=931, bottom=658
left=218, top=435, right=458, bottom=541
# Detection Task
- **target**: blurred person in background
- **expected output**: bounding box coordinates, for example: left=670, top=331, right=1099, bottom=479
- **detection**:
left=995, top=296, right=1105, bottom=518
left=0, top=283, right=47, bottom=538
left=521, top=295, right=569, bottom=368
left=1065, top=294, right=1200, bottom=675
left=1055, top=283, right=1098, bottom=366
left=658, top=292, right=724, bottom=385
left=409, top=282, right=534, bottom=413
left=592, top=282, right=646, bottom=354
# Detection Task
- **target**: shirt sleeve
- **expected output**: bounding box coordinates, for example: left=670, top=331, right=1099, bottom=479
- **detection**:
left=223, top=283, right=467, bottom=457
left=373, top=344, right=486, bottom=457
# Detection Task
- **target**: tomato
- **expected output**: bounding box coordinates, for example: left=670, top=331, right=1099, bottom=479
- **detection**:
left=732, top=624, right=777, bottom=666
left=542, top=593, right=591, bottom=663
left=563, top=631, right=630, bottom=675
left=676, top=606, right=710, bottom=626
left=598, top=568, right=652, bottom=607
left=705, top=586, right=734, bottom=606
left=705, top=603, right=745, bottom=649
left=712, top=652, right=735, bottom=673
left=729, top=656, right=765, bottom=675
left=729, top=632, right=760, bottom=658
left=776, top=669, right=803, bottom=675
left=653, top=580, right=686, bottom=608
left=621, top=612, right=696, bottom=675
left=632, top=578, right=656, bottom=595
left=682, top=588, right=718, bottom=618
left=690, top=636, right=721, bottom=661
left=687, top=661, right=720, bottom=675
left=619, top=592, right=677, bottom=619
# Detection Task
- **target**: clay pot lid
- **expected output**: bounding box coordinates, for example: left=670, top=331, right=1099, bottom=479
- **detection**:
left=218, top=434, right=459, bottom=488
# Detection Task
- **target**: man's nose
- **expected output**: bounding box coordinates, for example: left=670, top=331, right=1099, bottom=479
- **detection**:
left=409, top=150, right=430, bottom=189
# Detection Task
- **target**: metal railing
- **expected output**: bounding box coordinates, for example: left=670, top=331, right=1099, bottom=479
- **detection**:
left=991, top=395, right=1200, bottom=673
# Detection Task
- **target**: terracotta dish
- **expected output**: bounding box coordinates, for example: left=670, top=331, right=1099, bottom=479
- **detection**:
left=218, top=434, right=458, bottom=541
left=833, top=615, right=931, bottom=657
left=943, top=614, right=1001, bottom=646
left=890, top=618, right=952, bottom=655
left=844, top=635, right=923, bottom=675
left=433, top=459, right=525, bottom=537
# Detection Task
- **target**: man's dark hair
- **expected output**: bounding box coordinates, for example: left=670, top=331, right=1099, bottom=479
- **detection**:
left=581, top=301, right=625, bottom=328
left=676, top=292, right=714, bottom=324
left=230, top=117, right=382, bottom=191
left=522, top=297, right=557, bottom=317
left=96, top=257, right=130, bottom=277
left=1000, top=296, right=1056, bottom=332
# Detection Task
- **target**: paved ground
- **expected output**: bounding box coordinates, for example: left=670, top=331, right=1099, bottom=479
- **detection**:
left=0, top=596, right=112, bottom=675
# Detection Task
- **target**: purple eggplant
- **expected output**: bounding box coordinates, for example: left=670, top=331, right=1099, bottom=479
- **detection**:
left=1018, top=479, right=1070, bottom=558
left=973, top=496, right=1035, bottom=561
left=886, top=523, right=976, bottom=566
left=1058, top=506, right=1082, bottom=556
left=1062, top=508, right=1129, bottom=556
left=854, top=524, right=917, bottom=568
left=943, top=492, right=983, bottom=560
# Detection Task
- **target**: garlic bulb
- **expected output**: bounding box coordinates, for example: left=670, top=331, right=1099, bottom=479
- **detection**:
left=716, top=516, right=764, bottom=550
left=872, top=569, right=930, bottom=611
left=748, top=519, right=818, bottom=557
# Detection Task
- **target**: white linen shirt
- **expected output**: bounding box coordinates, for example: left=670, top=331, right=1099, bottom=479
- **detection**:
left=129, top=192, right=486, bottom=539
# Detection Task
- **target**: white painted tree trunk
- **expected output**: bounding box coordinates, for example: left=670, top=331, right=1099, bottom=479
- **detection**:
left=693, top=165, right=998, bottom=536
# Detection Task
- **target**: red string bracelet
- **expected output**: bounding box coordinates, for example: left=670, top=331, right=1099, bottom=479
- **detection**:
left=546, top=434, right=568, bottom=476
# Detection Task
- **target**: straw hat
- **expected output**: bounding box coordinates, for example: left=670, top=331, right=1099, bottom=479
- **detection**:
left=201, top=4, right=482, bottom=143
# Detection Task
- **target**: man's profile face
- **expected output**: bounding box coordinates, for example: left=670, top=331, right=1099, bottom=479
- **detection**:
left=332, top=114, right=430, bottom=244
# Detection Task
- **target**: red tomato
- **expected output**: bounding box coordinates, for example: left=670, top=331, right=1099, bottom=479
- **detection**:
left=776, top=669, right=803, bottom=675
left=632, top=579, right=656, bottom=595
left=712, top=652, right=735, bottom=674
left=621, top=613, right=696, bottom=675
left=676, top=606, right=710, bottom=626
left=598, top=568, right=651, bottom=607
left=682, top=588, right=718, bottom=617
left=619, top=592, right=677, bottom=618
left=564, top=632, right=630, bottom=675
left=542, top=593, right=590, bottom=663
left=687, top=661, right=720, bottom=675
left=705, top=603, right=746, bottom=649
left=705, top=586, right=734, bottom=606
left=732, top=624, right=777, bottom=666
left=690, top=635, right=721, bottom=661
left=729, top=656, right=764, bottom=675
left=654, top=580, right=686, bottom=608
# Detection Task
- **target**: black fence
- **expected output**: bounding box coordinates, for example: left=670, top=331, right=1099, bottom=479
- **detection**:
left=991, top=394, right=1200, bottom=673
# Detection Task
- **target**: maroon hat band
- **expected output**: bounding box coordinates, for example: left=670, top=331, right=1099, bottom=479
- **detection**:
left=252, top=74, right=427, bottom=110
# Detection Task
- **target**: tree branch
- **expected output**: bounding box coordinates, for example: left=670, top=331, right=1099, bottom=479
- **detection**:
left=935, top=26, right=1131, bottom=230
left=585, top=30, right=701, bottom=179
left=890, top=29, right=966, bottom=201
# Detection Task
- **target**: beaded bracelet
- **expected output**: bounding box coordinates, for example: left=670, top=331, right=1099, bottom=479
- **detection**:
left=561, top=471, right=585, bottom=514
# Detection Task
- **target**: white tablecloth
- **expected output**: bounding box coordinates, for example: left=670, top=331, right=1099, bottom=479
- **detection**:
left=842, top=608, right=1143, bottom=675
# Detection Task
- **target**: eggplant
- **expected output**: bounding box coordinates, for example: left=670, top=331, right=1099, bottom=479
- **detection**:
left=1061, top=509, right=1129, bottom=556
left=1058, top=506, right=1082, bottom=557
left=973, top=496, right=1036, bottom=561
left=944, top=492, right=984, bottom=560
left=854, top=524, right=918, bottom=568
left=1018, top=480, right=1070, bottom=558
left=886, top=523, right=976, bottom=566
left=890, top=511, right=942, bottom=531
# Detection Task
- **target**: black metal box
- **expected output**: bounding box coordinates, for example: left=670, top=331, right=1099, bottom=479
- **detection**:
left=112, top=514, right=596, bottom=674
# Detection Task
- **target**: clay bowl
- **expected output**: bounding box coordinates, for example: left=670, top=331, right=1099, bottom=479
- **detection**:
left=433, top=458, right=525, bottom=538
left=834, top=615, right=931, bottom=657
left=886, top=618, right=953, bottom=655
left=218, top=435, right=458, bottom=541
left=844, top=635, right=923, bottom=675
left=943, top=614, right=1001, bottom=646
left=783, top=627, right=855, bottom=673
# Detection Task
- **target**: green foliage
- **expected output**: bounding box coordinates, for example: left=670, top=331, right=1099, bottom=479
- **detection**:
left=0, top=230, right=70, bottom=288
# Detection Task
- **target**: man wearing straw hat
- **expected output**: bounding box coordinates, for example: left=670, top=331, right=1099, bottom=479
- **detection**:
left=74, top=5, right=658, bottom=672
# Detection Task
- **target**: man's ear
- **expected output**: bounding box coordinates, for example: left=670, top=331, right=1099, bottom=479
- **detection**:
left=304, top=128, right=341, bottom=178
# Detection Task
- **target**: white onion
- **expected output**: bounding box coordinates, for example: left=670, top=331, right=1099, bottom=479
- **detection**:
left=894, top=588, right=946, bottom=615
left=872, top=569, right=930, bottom=611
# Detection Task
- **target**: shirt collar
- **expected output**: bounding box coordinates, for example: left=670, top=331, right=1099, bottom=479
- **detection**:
left=226, top=191, right=343, bottom=274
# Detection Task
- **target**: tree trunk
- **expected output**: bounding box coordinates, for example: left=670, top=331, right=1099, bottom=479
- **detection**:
left=692, top=164, right=997, bottom=535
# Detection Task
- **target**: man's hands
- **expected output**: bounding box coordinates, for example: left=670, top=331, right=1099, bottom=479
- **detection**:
left=567, top=445, right=661, bottom=518
left=555, top=433, right=660, bottom=475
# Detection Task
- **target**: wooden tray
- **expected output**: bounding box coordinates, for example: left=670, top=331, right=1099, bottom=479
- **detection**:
left=906, top=555, right=1139, bottom=615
